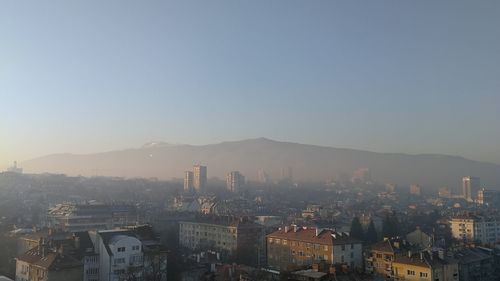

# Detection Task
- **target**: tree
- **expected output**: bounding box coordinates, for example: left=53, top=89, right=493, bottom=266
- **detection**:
left=350, top=217, right=364, bottom=241
left=365, top=219, right=378, bottom=244
left=382, top=214, right=399, bottom=238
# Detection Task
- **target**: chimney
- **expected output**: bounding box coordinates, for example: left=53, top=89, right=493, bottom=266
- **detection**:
left=420, top=252, right=424, bottom=260
left=284, top=226, right=289, bottom=233
left=41, top=243, right=47, bottom=258
left=407, top=250, right=412, bottom=258
left=293, top=225, right=298, bottom=232
left=58, top=245, right=65, bottom=256
left=74, top=236, right=81, bottom=249
left=315, top=228, right=320, bottom=237
left=438, top=249, right=445, bottom=260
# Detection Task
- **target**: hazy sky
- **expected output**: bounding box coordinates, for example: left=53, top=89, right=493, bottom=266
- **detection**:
left=1, top=0, right=499, bottom=169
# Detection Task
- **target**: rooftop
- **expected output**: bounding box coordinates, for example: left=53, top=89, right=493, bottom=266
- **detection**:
left=267, top=226, right=361, bottom=245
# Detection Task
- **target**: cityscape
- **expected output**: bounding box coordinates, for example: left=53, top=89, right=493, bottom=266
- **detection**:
left=2, top=1, right=500, bottom=281
left=1, top=159, right=500, bottom=281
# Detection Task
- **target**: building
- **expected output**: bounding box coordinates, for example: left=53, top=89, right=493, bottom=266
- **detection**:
left=193, top=165, right=207, bottom=193
left=258, top=169, right=270, bottom=184
left=266, top=226, right=362, bottom=271
left=93, top=225, right=168, bottom=281
left=366, top=238, right=406, bottom=277
left=463, top=176, right=480, bottom=202
left=17, top=229, right=101, bottom=281
left=17, top=229, right=71, bottom=256
left=439, top=187, right=452, bottom=198
left=45, top=203, right=137, bottom=232
left=450, top=214, right=500, bottom=245
left=410, top=184, right=421, bottom=196
left=406, top=227, right=433, bottom=249
left=351, top=168, right=371, bottom=184
left=184, top=171, right=194, bottom=192
left=7, top=161, right=23, bottom=174
left=392, top=251, right=458, bottom=281
left=179, top=216, right=265, bottom=266
left=15, top=245, right=83, bottom=281
left=477, top=188, right=500, bottom=206
left=226, top=171, right=245, bottom=193
left=454, top=247, right=494, bottom=281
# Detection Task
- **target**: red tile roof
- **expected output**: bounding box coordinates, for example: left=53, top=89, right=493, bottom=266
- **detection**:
left=267, top=227, right=361, bottom=245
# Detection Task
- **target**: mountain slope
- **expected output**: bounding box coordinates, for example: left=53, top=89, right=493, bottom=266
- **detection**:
left=21, top=138, right=500, bottom=189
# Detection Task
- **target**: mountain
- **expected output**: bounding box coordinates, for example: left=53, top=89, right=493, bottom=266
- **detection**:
left=21, top=138, right=500, bottom=189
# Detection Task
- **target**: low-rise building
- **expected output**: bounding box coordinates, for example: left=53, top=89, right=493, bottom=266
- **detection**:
left=392, top=251, right=458, bottom=281
left=15, top=246, right=83, bottom=281
left=179, top=216, right=265, bottom=267
left=406, top=227, right=433, bottom=249
left=454, top=247, right=494, bottom=281
left=366, top=239, right=401, bottom=277
left=45, top=203, right=137, bottom=232
left=93, top=225, right=167, bottom=281
left=266, top=226, right=362, bottom=271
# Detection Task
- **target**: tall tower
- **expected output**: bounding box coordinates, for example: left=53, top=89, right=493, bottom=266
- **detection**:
left=193, top=165, right=207, bottom=193
left=184, top=171, right=194, bottom=192
left=258, top=169, right=269, bottom=184
left=462, top=176, right=480, bottom=202
left=226, top=171, right=245, bottom=193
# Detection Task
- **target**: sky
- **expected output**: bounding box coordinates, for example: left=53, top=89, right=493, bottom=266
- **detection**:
left=1, top=0, right=499, bottom=169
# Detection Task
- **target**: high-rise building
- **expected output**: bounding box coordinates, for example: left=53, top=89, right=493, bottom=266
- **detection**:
left=184, top=171, right=194, bottom=192
left=7, top=161, right=23, bottom=174
left=258, top=169, right=269, bottom=184
left=462, top=176, right=480, bottom=202
left=226, top=171, right=245, bottom=192
left=410, top=184, right=421, bottom=196
left=193, top=165, right=207, bottom=193
left=477, top=188, right=500, bottom=206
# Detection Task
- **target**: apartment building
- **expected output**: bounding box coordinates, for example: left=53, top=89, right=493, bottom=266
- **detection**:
left=450, top=214, right=500, bottom=244
left=392, top=251, right=458, bottom=281
left=266, top=226, right=362, bottom=271
left=15, top=246, right=83, bottom=281
left=179, top=216, right=265, bottom=266
left=45, top=203, right=137, bottom=232
left=93, top=226, right=168, bottom=281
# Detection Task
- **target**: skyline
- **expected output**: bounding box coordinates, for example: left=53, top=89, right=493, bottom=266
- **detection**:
left=2, top=0, right=500, bottom=168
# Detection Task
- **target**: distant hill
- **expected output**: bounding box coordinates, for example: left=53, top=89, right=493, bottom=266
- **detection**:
left=21, top=138, right=500, bottom=190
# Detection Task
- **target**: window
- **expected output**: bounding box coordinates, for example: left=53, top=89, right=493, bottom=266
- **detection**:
left=350, top=244, right=354, bottom=249
left=114, top=258, right=125, bottom=265
left=117, top=247, right=125, bottom=252
left=420, top=272, right=428, bottom=277
left=341, top=245, right=345, bottom=251
left=132, top=245, right=140, bottom=251
left=407, top=270, right=415, bottom=276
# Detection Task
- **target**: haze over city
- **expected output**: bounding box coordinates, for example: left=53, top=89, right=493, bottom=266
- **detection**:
left=1, top=2, right=500, bottom=281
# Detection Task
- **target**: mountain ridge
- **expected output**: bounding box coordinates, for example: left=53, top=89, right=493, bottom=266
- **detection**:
left=21, top=138, right=500, bottom=189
